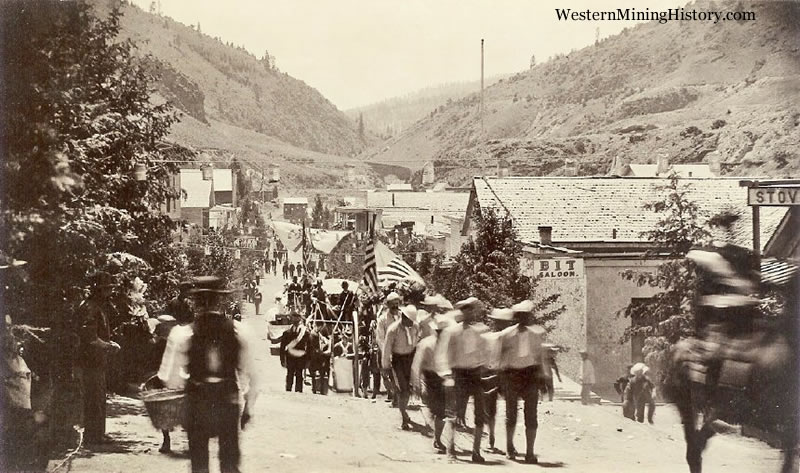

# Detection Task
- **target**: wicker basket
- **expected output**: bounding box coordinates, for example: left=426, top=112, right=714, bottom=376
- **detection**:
left=141, top=389, right=187, bottom=431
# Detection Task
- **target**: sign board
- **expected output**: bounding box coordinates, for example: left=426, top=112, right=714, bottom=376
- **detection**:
left=534, top=258, right=583, bottom=279
left=234, top=236, right=258, bottom=249
left=748, top=187, right=800, bottom=206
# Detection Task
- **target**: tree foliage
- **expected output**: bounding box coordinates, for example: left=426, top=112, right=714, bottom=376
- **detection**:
left=0, top=1, right=196, bottom=439
left=620, top=175, right=711, bottom=367
left=430, top=207, right=564, bottom=329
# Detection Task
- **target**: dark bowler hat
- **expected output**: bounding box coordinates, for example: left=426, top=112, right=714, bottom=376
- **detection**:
left=178, top=280, right=194, bottom=291
left=186, top=276, right=235, bottom=295
left=88, top=271, right=115, bottom=288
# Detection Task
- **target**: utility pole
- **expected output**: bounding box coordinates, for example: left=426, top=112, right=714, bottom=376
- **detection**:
left=480, top=38, right=485, bottom=136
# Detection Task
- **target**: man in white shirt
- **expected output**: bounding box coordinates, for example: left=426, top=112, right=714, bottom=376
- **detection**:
left=499, top=300, right=548, bottom=464
left=375, top=292, right=402, bottom=403
left=179, top=276, right=259, bottom=473
left=382, top=304, right=420, bottom=430
left=411, top=312, right=455, bottom=453
left=481, top=307, right=516, bottom=453
left=435, top=297, right=490, bottom=463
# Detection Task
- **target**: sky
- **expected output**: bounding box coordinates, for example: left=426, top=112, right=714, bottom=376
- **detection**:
left=132, top=0, right=689, bottom=110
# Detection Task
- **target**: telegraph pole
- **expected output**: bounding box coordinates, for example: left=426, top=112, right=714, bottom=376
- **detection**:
left=480, top=38, right=485, bottom=136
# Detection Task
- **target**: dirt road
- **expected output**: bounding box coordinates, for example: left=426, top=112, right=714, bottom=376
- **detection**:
left=67, top=273, right=786, bottom=473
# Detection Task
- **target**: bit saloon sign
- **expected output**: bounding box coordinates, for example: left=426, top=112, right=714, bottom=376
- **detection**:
left=535, top=258, right=584, bottom=279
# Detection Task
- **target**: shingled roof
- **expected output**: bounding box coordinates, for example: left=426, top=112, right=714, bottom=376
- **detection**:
left=469, top=177, right=787, bottom=251
left=367, top=191, right=470, bottom=214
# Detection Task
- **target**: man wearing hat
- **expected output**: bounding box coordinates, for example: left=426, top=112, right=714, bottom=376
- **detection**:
left=375, top=292, right=402, bottom=403
left=382, top=304, right=421, bottom=430
left=435, top=297, right=490, bottom=463
left=499, top=300, right=548, bottom=464
left=579, top=349, right=595, bottom=405
left=184, top=276, right=258, bottom=473
left=482, top=307, right=516, bottom=453
left=624, top=362, right=656, bottom=424
left=417, top=294, right=453, bottom=339
left=411, top=311, right=455, bottom=453
left=338, top=280, right=356, bottom=322
left=280, top=309, right=310, bottom=392
left=79, top=271, right=121, bottom=445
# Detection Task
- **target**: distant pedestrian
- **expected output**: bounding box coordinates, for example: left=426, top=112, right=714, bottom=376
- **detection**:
left=543, top=346, right=562, bottom=401
left=288, top=263, right=295, bottom=279
left=614, top=364, right=634, bottom=404
left=282, top=261, right=288, bottom=279
left=254, top=290, right=263, bottom=315
left=272, top=259, right=277, bottom=275
left=624, top=363, right=655, bottom=423
left=579, top=350, right=595, bottom=405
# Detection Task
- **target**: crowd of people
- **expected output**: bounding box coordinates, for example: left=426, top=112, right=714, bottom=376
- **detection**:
left=274, top=278, right=566, bottom=464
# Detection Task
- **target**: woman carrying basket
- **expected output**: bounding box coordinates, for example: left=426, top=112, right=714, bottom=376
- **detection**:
left=150, top=281, right=195, bottom=453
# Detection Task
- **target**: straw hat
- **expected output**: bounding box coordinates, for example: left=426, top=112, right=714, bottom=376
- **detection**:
left=630, top=362, right=649, bottom=376
left=488, top=308, right=514, bottom=321
left=186, top=276, right=235, bottom=295
left=433, top=312, right=455, bottom=330
left=511, top=300, right=534, bottom=314
left=401, top=304, right=418, bottom=321
left=422, top=294, right=453, bottom=310
left=443, top=309, right=464, bottom=323
left=454, top=297, right=479, bottom=310
left=386, top=292, right=401, bottom=303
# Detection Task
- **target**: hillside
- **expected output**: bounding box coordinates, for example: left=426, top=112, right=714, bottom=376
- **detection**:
left=113, top=1, right=367, bottom=158
left=362, top=0, right=800, bottom=185
left=346, top=75, right=511, bottom=139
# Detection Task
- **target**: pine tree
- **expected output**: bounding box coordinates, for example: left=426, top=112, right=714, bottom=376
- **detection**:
left=431, top=207, right=564, bottom=329
left=311, top=195, right=325, bottom=228
left=1, top=0, right=189, bottom=447
left=358, top=113, right=365, bottom=141
left=620, top=175, right=712, bottom=381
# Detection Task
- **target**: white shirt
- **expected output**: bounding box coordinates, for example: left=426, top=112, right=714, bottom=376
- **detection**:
left=157, top=324, right=193, bottom=389
left=435, top=322, right=489, bottom=377
left=157, top=321, right=259, bottom=404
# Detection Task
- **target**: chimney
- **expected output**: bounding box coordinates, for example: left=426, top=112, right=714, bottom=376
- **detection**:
left=608, top=156, right=619, bottom=176
left=708, top=151, right=721, bottom=176
left=656, top=156, right=670, bottom=176
left=538, top=226, right=553, bottom=246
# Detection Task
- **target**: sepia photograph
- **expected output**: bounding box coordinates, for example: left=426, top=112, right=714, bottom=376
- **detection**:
left=1, top=0, right=798, bottom=472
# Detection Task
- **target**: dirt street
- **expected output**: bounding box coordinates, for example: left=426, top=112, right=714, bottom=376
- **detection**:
left=67, top=273, right=785, bottom=473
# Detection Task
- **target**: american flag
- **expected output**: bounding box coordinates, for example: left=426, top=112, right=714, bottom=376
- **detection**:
left=378, top=256, right=420, bottom=284
left=362, top=213, right=380, bottom=295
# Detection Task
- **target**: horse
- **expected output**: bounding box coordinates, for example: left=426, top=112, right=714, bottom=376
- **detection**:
left=665, top=247, right=798, bottom=473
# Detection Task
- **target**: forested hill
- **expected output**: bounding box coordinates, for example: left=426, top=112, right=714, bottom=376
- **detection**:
left=346, top=75, right=511, bottom=140
left=111, top=1, right=367, bottom=157
left=361, top=0, right=800, bottom=185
